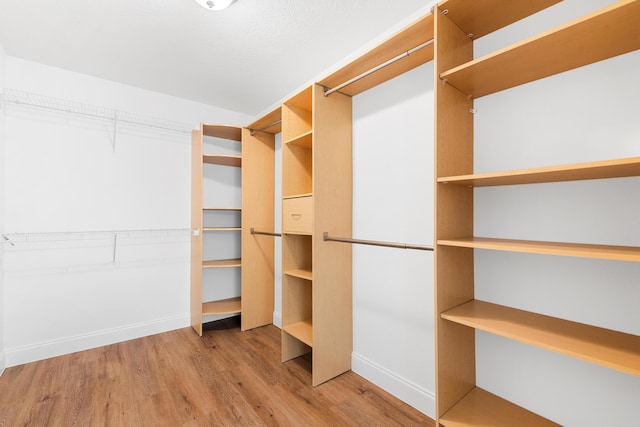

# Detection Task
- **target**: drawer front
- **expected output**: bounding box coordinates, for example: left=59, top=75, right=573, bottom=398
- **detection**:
left=283, top=196, right=313, bottom=234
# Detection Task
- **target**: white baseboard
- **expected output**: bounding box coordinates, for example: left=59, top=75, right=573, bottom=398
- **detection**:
left=352, top=352, right=435, bottom=418
left=273, top=311, right=282, bottom=328
left=0, top=351, right=6, bottom=377
left=5, top=314, right=190, bottom=367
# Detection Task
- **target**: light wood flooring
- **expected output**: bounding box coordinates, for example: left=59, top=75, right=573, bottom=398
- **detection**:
left=0, top=317, right=435, bottom=426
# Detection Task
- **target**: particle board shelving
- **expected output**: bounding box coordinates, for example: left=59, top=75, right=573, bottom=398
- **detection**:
left=191, top=124, right=243, bottom=336
left=241, top=106, right=278, bottom=331
left=192, top=123, right=274, bottom=336
left=280, top=83, right=353, bottom=387
left=434, top=0, right=640, bottom=425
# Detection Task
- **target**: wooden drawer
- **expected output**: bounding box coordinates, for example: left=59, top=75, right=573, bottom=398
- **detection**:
left=283, top=196, right=313, bottom=234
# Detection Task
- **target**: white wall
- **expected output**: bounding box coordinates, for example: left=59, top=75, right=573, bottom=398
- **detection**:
left=473, top=1, right=640, bottom=425
left=0, top=41, right=7, bottom=374
left=2, top=57, right=251, bottom=366
left=351, top=63, right=435, bottom=415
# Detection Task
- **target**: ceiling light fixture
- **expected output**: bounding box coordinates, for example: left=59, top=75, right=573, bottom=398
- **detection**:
left=192, top=0, right=235, bottom=11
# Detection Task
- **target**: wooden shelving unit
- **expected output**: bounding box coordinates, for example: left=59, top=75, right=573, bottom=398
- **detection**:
left=241, top=106, right=279, bottom=331
left=281, top=83, right=352, bottom=387
left=434, top=0, right=640, bottom=425
left=191, top=124, right=243, bottom=336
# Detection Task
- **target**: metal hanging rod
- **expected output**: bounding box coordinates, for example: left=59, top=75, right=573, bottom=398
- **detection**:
left=324, top=38, right=435, bottom=97
left=250, top=228, right=282, bottom=237
left=323, top=232, right=433, bottom=251
left=249, top=119, right=282, bottom=136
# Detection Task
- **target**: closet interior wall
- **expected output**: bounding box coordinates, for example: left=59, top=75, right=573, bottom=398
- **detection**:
left=1, top=57, right=252, bottom=367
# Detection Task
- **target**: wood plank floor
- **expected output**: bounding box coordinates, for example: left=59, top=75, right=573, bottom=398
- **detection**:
left=0, top=317, right=435, bottom=426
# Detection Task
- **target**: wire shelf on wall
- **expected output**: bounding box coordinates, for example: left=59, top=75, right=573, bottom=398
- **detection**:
left=2, top=228, right=192, bottom=265
left=1, top=89, right=196, bottom=134
left=2, top=228, right=191, bottom=245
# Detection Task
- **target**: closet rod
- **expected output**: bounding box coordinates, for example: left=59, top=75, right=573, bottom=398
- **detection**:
left=250, top=228, right=282, bottom=237
left=323, top=232, right=433, bottom=251
left=323, top=38, right=434, bottom=97
left=249, top=119, right=282, bottom=135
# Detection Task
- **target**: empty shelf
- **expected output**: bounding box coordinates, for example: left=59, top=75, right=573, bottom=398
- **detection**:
left=437, top=237, right=640, bottom=262
left=202, top=259, right=241, bottom=268
left=442, top=300, right=640, bottom=376
left=438, top=0, right=561, bottom=39
left=438, top=157, right=640, bottom=187
left=284, top=269, right=313, bottom=281
left=284, top=130, right=312, bottom=148
left=282, top=193, right=313, bottom=200
left=440, top=0, right=640, bottom=98
left=283, top=321, right=313, bottom=347
left=202, top=124, right=242, bottom=141
left=203, top=154, right=242, bottom=167
left=202, top=227, right=241, bottom=231
left=202, top=297, right=242, bottom=316
left=440, top=387, right=560, bottom=427
left=203, top=206, right=241, bottom=211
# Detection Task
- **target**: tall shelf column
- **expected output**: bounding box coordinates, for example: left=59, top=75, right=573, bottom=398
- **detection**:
left=191, top=124, right=243, bottom=336
left=434, top=0, right=640, bottom=425
left=280, top=83, right=353, bottom=386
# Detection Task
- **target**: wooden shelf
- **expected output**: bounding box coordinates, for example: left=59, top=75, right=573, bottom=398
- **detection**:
left=438, top=157, right=640, bottom=187
left=283, top=193, right=313, bottom=200
left=202, top=259, right=241, bottom=268
left=440, top=0, right=640, bottom=98
left=283, top=321, right=313, bottom=347
left=284, top=130, right=312, bottom=148
left=437, top=0, right=561, bottom=40
left=318, top=13, right=434, bottom=97
left=203, top=154, right=241, bottom=167
left=202, top=227, right=241, bottom=231
left=246, top=105, right=282, bottom=135
left=284, top=269, right=313, bottom=281
left=438, top=237, right=640, bottom=262
left=202, top=124, right=242, bottom=141
left=202, top=297, right=242, bottom=316
left=284, top=86, right=313, bottom=111
left=442, top=300, right=640, bottom=376
left=203, top=207, right=241, bottom=211
left=440, top=387, right=560, bottom=427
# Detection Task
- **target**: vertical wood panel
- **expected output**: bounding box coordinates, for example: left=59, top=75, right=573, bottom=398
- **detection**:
left=190, top=129, right=203, bottom=336
left=434, top=6, right=475, bottom=422
left=241, top=128, right=275, bottom=331
left=312, top=83, right=353, bottom=386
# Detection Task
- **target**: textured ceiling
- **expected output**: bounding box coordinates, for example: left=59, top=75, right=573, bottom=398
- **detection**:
left=0, top=0, right=431, bottom=116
